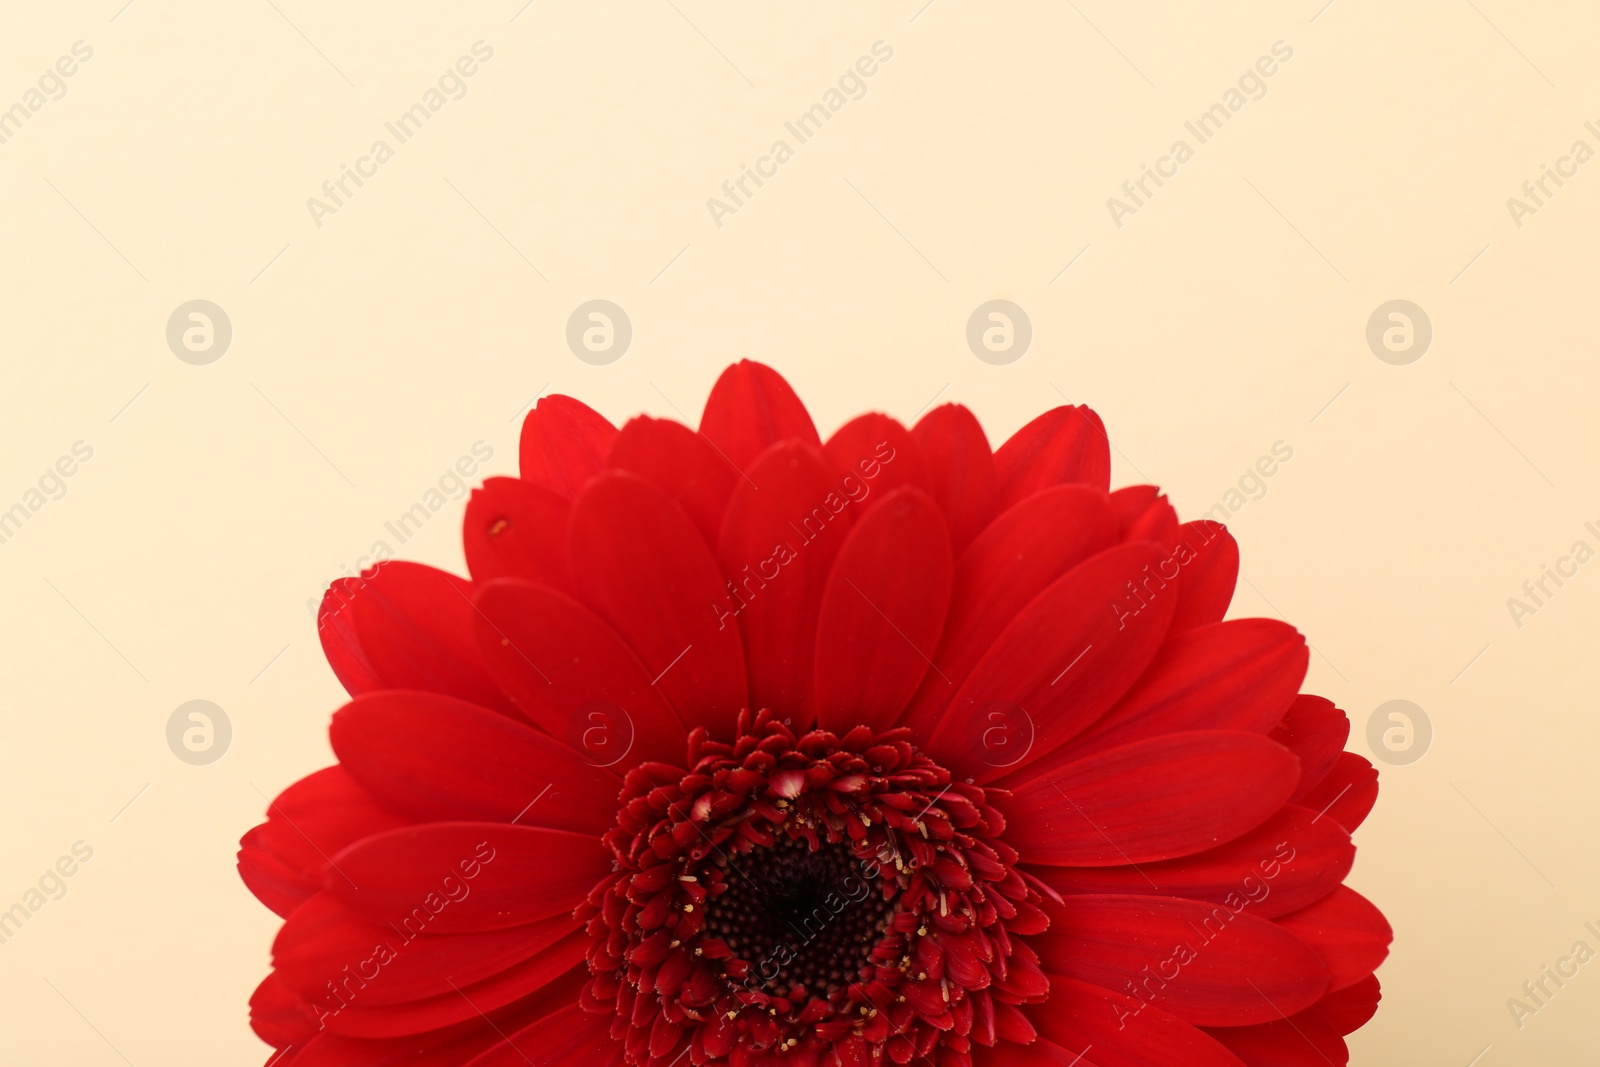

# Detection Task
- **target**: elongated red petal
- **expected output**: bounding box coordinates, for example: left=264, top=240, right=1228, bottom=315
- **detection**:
left=607, top=416, right=738, bottom=549
left=824, top=413, right=928, bottom=508
left=520, top=394, right=617, bottom=499
left=1310, top=974, right=1381, bottom=1034
left=1006, top=731, right=1300, bottom=865
left=972, top=1038, right=1105, bottom=1067
left=1111, top=485, right=1179, bottom=548
left=1299, top=752, right=1379, bottom=832
left=238, top=767, right=407, bottom=918
left=1274, top=886, right=1392, bottom=992
left=928, top=542, right=1176, bottom=782
left=1203, top=1012, right=1349, bottom=1067
left=717, top=441, right=852, bottom=721
left=318, top=580, right=383, bottom=698
left=250, top=972, right=319, bottom=1047
left=323, top=933, right=590, bottom=1037
left=902, top=485, right=1116, bottom=737
left=463, top=477, right=571, bottom=591
left=699, top=360, right=820, bottom=471
left=912, top=403, right=998, bottom=554
left=330, top=560, right=516, bottom=716
left=282, top=966, right=586, bottom=1066
left=1034, top=974, right=1248, bottom=1067
left=1033, top=894, right=1330, bottom=1026
left=1036, top=804, right=1353, bottom=918
left=1273, top=695, right=1351, bottom=803
left=329, top=691, right=620, bottom=835
left=1063, top=619, right=1308, bottom=759
left=814, top=487, right=952, bottom=733
left=993, top=404, right=1111, bottom=507
left=326, top=823, right=611, bottom=933
left=1168, top=521, right=1239, bottom=632
left=271, top=890, right=577, bottom=1006
left=473, top=579, right=688, bottom=767
left=464, top=1003, right=624, bottom=1067
left=568, top=472, right=747, bottom=737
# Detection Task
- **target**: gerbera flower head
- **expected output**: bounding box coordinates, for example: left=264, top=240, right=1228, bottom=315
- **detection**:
left=241, top=361, right=1389, bottom=1067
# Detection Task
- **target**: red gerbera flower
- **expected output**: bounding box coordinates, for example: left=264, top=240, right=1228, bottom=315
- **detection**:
left=241, top=361, right=1390, bottom=1067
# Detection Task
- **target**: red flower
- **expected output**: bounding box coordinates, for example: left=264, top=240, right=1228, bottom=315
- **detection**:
left=241, top=361, right=1389, bottom=1067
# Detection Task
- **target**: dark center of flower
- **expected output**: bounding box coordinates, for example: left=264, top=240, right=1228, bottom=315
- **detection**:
left=701, top=836, right=897, bottom=1000
left=578, top=710, right=1051, bottom=1067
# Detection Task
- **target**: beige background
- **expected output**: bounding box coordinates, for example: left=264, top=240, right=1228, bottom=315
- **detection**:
left=0, top=1, right=1595, bottom=1063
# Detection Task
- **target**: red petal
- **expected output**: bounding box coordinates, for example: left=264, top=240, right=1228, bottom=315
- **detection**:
left=238, top=767, right=407, bottom=918
left=250, top=973, right=319, bottom=1048
left=1033, top=894, right=1330, bottom=1026
left=1005, top=731, right=1300, bottom=865
left=1204, top=1013, right=1348, bottom=1067
left=568, top=472, right=747, bottom=737
left=1111, top=485, right=1179, bottom=548
left=927, top=542, right=1177, bottom=783
left=814, top=487, right=953, bottom=733
left=1311, top=974, right=1381, bottom=1034
left=326, top=823, right=610, bottom=932
left=1036, top=804, right=1354, bottom=919
left=1034, top=974, right=1247, bottom=1067
left=318, top=579, right=383, bottom=697
left=1274, top=886, right=1392, bottom=992
left=1272, top=696, right=1351, bottom=803
left=1168, top=521, right=1239, bottom=633
left=901, top=485, right=1116, bottom=738
left=271, top=890, right=577, bottom=1007
left=519, top=394, right=617, bottom=499
left=462, top=477, right=571, bottom=591
left=463, top=1003, right=624, bottom=1067
left=823, top=414, right=928, bottom=509
left=912, top=403, right=998, bottom=554
left=699, top=360, right=820, bottom=471
left=1299, top=752, right=1379, bottom=832
left=607, top=416, right=739, bottom=549
left=716, top=442, right=853, bottom=721
left=1063, top=619, right=1308, bottom=760
left=329, top=691, right=620, bottom=835
left=329, top=560, right=516, bottom=716
left=972, top=1039, right=1102, bottom=1067
left=993, top=405, right=1111, bottom=507
left=473, top=580, right=688, bottom=767
left=282, top=965, right=586, bottom=1066
left=322, top=933, right=589, bottom=1037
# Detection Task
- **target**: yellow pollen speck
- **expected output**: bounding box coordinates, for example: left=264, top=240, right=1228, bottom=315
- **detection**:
left=684, top=905, right=694, bottom=912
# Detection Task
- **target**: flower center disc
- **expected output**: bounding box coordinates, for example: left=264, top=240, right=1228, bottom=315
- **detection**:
left=579, top=710, right=1050, bottom=1066
left=703, top=837, right=897, bottom=1000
